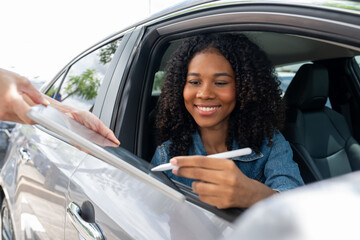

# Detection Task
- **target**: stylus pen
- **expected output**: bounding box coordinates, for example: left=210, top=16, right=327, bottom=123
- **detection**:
left=151, top=147, right=252, bottom=171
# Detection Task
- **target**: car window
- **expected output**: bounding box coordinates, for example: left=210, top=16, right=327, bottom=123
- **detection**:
left=151, top=39, right=182, bottom=96
left=276, top=62, right=332, bottom=108
left=46, top=72, right=64, bottom=101
left=275, top=63, right=305, bottom=95
left=355, top=56, right=360, bottom=66
left=152, top=71, right=165, bottom=96
left=46, top=39, right=121, bottom=111
left=152, top=58, right=333, bottom=108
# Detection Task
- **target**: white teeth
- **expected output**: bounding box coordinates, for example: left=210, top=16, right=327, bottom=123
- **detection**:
left=197, top=106, right=218, bottom=111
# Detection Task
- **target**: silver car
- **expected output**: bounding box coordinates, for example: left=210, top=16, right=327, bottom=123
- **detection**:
left=1, top=0, right=360, bottom=239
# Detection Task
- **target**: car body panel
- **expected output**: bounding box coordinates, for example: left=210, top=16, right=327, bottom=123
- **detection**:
left=1, top=124, right=87, bottom=239
left=0, top=122, right=15, bottom=164
left=65, top=154, right=233, bottom=240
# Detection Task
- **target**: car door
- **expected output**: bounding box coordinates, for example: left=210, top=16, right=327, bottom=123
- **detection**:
left=65, top=149, right=233, bottom=240
left=0, top=34, right=123, bottom=239
left=64, top=26, right=236, bottom=240
left=1, top=121, right=89, bottom=239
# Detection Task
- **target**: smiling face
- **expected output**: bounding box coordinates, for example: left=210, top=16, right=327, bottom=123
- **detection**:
left=183, top=48, right=236, bottom=131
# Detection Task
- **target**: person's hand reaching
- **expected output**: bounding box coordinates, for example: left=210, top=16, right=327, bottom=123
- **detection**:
left=0, top=68, right=49, bottom=123
left=0, top=68, right=119, bottom=145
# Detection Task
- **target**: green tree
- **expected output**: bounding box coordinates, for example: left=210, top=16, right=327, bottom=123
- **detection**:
left=62, top=69, right=100, bottom=102
left=99, top=41, right=119, bottom=65
left=46, top=86, right=56, bottom=97
left=153, top=71, right=165, bottom=93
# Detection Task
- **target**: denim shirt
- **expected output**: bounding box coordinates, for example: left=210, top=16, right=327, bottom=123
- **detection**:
left=151, top=131, right=304, bottom=192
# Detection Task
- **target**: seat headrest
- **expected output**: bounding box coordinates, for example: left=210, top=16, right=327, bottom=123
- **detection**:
left=284, top=64, right=329, bottom=111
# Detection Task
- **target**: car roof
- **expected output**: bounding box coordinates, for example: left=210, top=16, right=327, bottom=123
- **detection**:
left=102, top=0, right=359, bottom=35
left=86, top=0, right=360, bottom=69
left=146, top=0, right=360, bottom=66
left=244, top=32, right=360, bottom=66
left=142, top=0, right=360, bottom=27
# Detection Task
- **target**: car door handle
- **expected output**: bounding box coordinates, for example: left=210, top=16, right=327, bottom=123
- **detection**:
left=67, top=202, right=105, bottom=240
left=18, top=147, right=31, bottom=164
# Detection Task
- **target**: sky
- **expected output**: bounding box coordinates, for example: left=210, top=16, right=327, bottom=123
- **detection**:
left=0, top=0, right=183, bottom=86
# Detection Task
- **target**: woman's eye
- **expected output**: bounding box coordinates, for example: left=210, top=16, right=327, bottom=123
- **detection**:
left=188, top=80, right=200, bottom=85
left=215, top=81, right=228, bottom=86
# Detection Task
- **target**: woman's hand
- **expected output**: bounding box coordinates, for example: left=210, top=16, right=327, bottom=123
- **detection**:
left=170, top=156, right=276, bottom=209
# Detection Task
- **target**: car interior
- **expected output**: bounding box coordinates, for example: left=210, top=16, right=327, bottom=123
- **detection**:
left=284, top=62, right=360, bottom=183
left=140, top=30, right=360, bottom=186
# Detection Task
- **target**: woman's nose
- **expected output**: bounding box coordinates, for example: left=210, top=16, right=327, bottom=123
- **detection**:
left=196, top=84, right=215, bottom=99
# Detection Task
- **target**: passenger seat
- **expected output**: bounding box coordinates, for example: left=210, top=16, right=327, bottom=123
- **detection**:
left=283, top=63, right=360, bottom=183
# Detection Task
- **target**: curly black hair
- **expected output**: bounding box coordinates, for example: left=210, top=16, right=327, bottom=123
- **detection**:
left=155, top=33, right=285, bottom=157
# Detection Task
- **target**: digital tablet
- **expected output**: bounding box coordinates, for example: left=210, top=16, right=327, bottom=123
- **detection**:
left=27, top=104, right=185, bottom=202
left=27, top=104, right=118, bottom=148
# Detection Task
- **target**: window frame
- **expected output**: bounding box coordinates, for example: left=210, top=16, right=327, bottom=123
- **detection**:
left=42, top=34, right=126, bottom=114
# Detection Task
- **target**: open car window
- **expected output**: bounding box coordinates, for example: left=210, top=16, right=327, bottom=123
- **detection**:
left=355, top=56, right=360, bottom=66
left=135, top=28, right=360, bottom=219
left=276, top=62, right=332, bottom=108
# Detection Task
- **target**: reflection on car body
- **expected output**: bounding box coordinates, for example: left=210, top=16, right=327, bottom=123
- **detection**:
left=0, top=122, right=15, bottom=165
left=1, top=0, right=360, bottom=239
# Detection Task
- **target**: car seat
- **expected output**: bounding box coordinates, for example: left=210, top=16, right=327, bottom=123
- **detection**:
left=283, top=63, right=360, bottom=183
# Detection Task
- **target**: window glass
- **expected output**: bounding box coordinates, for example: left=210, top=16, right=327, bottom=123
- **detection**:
left=151, top=40, right=181, bottom=96
left=355, top=56, right=360, bottom=66
left=275, top=63, right=305, bottom=95
left=152, top=71, right=165, bottom=96
left=49, top=39, right=121, bottom=111
left=46, top=72, right=64, bottom=100
left=276, top=62, right=331, bottom=108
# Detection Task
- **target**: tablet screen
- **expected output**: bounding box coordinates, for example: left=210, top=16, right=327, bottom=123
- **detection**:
left=27, top=105, right=118, bottom=148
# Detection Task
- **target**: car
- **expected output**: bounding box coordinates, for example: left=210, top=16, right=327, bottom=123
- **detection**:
left=1, top=0, right=360, bottom=239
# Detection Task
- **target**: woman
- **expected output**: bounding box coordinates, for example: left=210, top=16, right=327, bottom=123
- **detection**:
left=151, top=33, right=303, bottom=209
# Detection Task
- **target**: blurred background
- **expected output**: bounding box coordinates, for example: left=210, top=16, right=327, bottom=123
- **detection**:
left=0, top=0, right=184, bottom=89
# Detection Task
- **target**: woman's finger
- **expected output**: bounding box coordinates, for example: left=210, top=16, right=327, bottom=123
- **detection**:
left=192, top=181, right=223, bottom=196
left=175, top=166, right=229, bottom=184
left=19, top=77, right=49, bottom=106
left=178, top=166, right=244, bottom=186
left=10, top=94, right=33, bottom=124
left=197, top=194, right=231, bottom=209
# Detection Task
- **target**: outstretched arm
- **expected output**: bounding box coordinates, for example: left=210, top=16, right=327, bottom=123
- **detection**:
left=0, top=68, right=49, bottom=123
left=0, top=68, right=119, bottom=145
